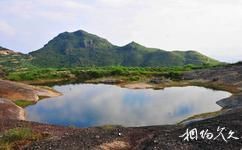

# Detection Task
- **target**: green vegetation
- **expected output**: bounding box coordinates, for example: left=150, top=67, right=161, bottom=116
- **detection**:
left=29, top=30, right=221, bottom=67
left=6, top=64, right=218, bottom=83
left=14, top=100, right=35, bottom=108
left=0, top=127, right=42, bottom=149
left=0, top=30, right=223, bottom=85
left=7, top=68, right=72, bottom=81
left=0, top=30, right=221, bottom=79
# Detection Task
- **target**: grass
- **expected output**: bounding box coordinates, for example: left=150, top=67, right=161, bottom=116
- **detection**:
left=14, top=100, right=35, bottom=108
left=0, top=127, right=42, bottom=149
left=5, top=64, right=216, bottom=83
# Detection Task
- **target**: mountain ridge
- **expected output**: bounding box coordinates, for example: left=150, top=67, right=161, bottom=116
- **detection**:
left=4, top=29, right=221, bottom=67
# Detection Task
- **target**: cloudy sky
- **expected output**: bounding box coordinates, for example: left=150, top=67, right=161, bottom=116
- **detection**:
left=0, top=0, right=242, bottom=62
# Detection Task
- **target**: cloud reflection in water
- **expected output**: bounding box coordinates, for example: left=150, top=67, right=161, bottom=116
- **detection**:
left=26, top=84, right=231, bottom=127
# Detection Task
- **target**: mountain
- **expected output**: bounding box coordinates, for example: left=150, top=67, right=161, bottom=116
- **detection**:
left=30, top=30, right=220, bottom=67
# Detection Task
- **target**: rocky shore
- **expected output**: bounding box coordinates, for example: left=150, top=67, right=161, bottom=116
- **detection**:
left=183, top=63, right=242, bottom=108
left=0, top=79, right=61, bottom=102
left=0, top=98, right=25, bottom=120
left=0, top=79, right=61, bottom=120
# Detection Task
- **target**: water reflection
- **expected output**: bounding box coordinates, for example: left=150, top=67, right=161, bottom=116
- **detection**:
left=26, top=84, right=231, bottom=127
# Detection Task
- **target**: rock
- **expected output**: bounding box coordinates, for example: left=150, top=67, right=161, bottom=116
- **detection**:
left=154, top=140, right=158, bottom=144
left=121, top=83, right=153, bottom=89
left=0, top=98, right=25, bottom=120
left=149, top=78, right=162, bottom=84
left=0, top=79, right=61, bottom=102
left=100, top=79, right=124, bottom=84
left=0, top=49, right=17, bottom=55
left=217, top=93, right=242, bottom=109
left=183, top=64, right=242, bottom=85
left=149, top=77, right=171, bottom=84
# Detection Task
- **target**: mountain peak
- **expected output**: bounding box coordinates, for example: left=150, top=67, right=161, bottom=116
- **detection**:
left=127, top=41, right=141, bottom=45
left=39, top=29, right=114, bottom=52
left=74, top=29, right=88, bottom=34
left=130, top=41, right=137, bottom=44
left=124, top=41, right=145, bottom=49
left=30, top=29, right=220, bottom=67
left=72, top=29, right=90, bottom=37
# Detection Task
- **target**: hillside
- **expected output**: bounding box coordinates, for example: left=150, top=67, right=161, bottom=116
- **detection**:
left=0, top=46, right=33, bottom=72
left=30, top=30, right=220, bottom=67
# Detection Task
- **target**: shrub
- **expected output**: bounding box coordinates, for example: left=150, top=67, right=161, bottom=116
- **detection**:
left=128, top=76, right=140, bottom=81
left=0, top=127, right=42, bottom=149
left=1, top=128, right=33, bottom=143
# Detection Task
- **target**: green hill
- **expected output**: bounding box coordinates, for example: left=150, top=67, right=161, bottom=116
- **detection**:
left=27, top=30, right=220, bottom=67
left=0, top=46, right=33, bottom=71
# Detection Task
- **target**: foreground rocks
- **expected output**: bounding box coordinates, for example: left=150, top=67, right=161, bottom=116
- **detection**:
left=0, top=79, right=61, bottom=120
left=0, top=98, right=25, bottom=120
left=0, top=79, right=61, bottom=102
left=217, top=93, right=242, bottom=109
left=1, top=108, right=242, bottom=149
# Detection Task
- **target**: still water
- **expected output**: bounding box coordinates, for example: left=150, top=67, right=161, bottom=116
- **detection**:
left=26, top=84, right=231, bottom=127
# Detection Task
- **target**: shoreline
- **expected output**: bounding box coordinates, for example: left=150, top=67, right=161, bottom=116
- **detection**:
left=22, top=78, right=240, bottom=125
left=1, top=77, right=240, bottom=123
left=0, top=79, right=62, bottom=121
left=1, top=64, right=242, bottom=149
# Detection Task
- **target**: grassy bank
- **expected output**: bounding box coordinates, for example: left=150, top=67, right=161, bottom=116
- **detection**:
left=5, top=64, right=218, bottom=84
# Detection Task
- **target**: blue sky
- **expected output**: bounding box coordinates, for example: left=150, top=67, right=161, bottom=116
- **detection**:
left=0, top=0, right=242, bottom=62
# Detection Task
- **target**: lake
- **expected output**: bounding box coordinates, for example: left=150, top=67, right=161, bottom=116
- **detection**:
left=26, top=84, right=231, bottom=127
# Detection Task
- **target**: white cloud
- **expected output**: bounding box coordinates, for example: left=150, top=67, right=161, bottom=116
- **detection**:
left=0, top=21, right=15, bottom=37
left=98, top=0, right=138, bottom=6
left=0, top=0, right=242, bottom=62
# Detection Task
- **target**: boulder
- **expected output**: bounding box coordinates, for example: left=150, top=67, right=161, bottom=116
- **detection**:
left=0, top=79, right=61, bottom=102
left=0, top=98, right=25, bottom=120
left=217, top=93, right=242, bottom=109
